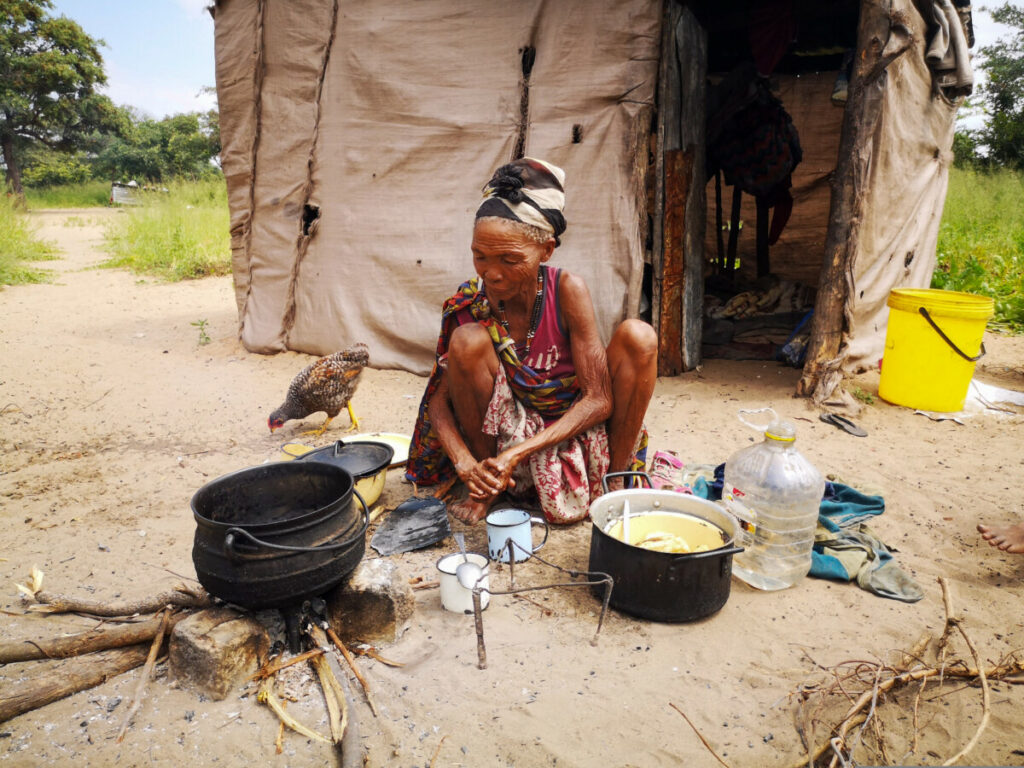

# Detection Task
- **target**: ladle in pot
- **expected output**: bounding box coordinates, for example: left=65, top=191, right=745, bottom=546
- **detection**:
left=454, top=532, right=483, bottom=589
left=622, top=498, right=631, bottom=545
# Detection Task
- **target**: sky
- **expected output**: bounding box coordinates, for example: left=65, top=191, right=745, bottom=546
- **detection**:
left=49, top=0, right=217, bottom=119
left=47, top=1, right=1018, bottom=123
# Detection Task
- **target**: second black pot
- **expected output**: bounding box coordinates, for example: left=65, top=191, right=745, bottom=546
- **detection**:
left=587, top=472, right=743, bottom=623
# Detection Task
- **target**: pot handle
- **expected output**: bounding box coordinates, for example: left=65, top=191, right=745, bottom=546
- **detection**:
left=600, top=471, right=653, bottom=494
left=223, top=490, right=369, bottom=561
left=665, top=546, right=744, bottom=582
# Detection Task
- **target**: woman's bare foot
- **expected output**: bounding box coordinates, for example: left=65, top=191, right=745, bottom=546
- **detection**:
left=450, top=496, right=494, bottom=525
left=977, top=522, right=1024, bottom=553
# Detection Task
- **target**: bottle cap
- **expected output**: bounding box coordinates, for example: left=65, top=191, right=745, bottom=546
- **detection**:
left=765, top=420, right=796, bottom=442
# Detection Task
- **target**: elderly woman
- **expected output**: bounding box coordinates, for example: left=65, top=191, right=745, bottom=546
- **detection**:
left=406, top=158, right=657, bottom=524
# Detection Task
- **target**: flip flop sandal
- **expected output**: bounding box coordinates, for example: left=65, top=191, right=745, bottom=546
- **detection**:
left=820, top=412, right=868, bottom=437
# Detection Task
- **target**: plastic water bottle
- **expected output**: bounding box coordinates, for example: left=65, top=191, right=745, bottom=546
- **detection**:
left=722, top=409, right=825, bottom=590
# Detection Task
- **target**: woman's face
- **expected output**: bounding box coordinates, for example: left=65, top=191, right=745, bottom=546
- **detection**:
left=471, top=218, right=554, bottom=304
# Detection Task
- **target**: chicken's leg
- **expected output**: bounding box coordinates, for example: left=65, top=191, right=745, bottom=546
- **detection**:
left=345, top=401, right=360, bottom=433
left=302, top=415, right=334, bottom=437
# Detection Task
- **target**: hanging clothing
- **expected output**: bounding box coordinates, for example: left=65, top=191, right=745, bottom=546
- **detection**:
left=926, top=0, right=974, bottom=100
left=707, top=81, right=802, bottom=244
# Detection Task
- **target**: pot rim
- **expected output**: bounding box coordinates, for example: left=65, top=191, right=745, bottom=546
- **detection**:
left=191, top=461, right=355, bottom=532
left=588, top=488, right=740, bottom=556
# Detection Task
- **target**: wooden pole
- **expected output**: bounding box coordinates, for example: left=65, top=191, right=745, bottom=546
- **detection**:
left=308, top=624, right=348, bottom=747
left=727, top=186, right=742, bottom=283
left=651, top=0, right=672, bottom=372
left=714, top=172, right=725, bottom=273
left=28, top=587, right=211, bottom=616
left=653, top=3, right=707, bottom=375
left=797, top=0, right=912, bottom=399
left=659, top=148, right=688, bottom=374
left=755, top=197, right=770, bottom=278
left=675, top=7, right=708, bottom=372
left=326, top=627, right=378, bottom=717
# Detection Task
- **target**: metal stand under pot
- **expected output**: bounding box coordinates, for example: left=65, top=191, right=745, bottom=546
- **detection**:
left=466, top=538, right=613, bottom=670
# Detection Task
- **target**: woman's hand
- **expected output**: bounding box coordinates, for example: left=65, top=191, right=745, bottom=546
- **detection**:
left=457, top=451, right=520, bottom=501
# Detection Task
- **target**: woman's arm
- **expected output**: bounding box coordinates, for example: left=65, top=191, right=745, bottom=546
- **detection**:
left=428, top=370, right=503, bottom=499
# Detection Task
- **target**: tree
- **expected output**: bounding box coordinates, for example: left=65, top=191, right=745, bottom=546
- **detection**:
left=951, top=130, right=981, bottom=169
left=973, top=3, right=1024, bottom=169
left=88, top=110, right=220, bottom=182
left=20, top=145, right=91, bottom=186
left=199, top=106, right=221, bottom=170
left=0, top=0, right=120, bottom=194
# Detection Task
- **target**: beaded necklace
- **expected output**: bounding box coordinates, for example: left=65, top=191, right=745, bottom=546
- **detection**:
left=496, top=268, right=545, bottom=355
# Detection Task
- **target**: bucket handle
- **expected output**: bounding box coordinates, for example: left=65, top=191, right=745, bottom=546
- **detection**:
left=918, top=307, right=986, bottom=363
left=223, top=490, right=369, bottom=561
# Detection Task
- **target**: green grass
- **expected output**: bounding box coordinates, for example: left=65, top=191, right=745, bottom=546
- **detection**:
left=23, top=180, right=111, bottom=208
left=935, top=167, right=1024, bottom=332
left=0, top=196, right=58, bottom=285
left=101, top=179, right=231, bottom=280
left=850, top=385, right=875, bottom=405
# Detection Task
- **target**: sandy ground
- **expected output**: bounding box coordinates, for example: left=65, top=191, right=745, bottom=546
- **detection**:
left=1, top=209, right=1022, bottom=768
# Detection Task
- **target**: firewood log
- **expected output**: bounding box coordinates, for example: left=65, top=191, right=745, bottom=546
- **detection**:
left=0, top=645, right=151, bottom=723
left=0, top=612, right=186, bottom=663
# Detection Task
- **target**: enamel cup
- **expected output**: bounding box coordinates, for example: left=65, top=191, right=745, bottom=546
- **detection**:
left=485, top=508, right=549, bottom=563
left=436, top=552, right=490, bottom=613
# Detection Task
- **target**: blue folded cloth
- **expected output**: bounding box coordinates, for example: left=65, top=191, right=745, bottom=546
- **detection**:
left=810, top=482, right=922, bottom=602
left=817, top=482, right=885, bottom=529
left=690, top=463, right=725, bottom=501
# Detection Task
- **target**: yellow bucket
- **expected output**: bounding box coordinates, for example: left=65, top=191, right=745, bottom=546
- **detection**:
left=878, top=289, right=993, bottom=412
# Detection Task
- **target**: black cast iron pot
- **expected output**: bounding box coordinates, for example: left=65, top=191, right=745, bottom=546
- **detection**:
left=191, top=461, right=368, bottom=610
left=588, top=472, right=743, bottom=622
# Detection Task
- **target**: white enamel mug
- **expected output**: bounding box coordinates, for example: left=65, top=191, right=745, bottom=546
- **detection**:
left=485, top=508, right=549, bottom=563
left=436, top=552, right=490, bottom=613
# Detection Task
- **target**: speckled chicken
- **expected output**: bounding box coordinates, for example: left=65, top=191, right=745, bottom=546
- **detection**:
left=268, top=343, right=369, bottom=435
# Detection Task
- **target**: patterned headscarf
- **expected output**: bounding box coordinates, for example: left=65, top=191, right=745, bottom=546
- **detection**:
left=475, top=157, right=567, bottom=246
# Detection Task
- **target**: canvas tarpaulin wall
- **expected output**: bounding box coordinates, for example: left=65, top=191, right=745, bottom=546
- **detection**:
left=213, top=0, right=661, bottom=375
left=841, top=0, right=960, bottom=372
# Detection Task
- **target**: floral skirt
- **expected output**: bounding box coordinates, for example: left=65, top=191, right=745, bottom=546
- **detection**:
left=482, top=371, right=610, bottom=525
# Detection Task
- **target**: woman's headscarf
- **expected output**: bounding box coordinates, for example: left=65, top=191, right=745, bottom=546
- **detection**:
left=475, top=157, right=567, bottom=246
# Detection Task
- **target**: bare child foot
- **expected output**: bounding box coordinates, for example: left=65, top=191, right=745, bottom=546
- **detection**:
left=977, top=522, right=1024, bottom=554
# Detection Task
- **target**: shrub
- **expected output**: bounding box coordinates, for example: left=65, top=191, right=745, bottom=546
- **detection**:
left=21, top=154, right=93, bottom=187
left=935, top=167, right=1024, bottom=332
left=0, top=195, right=58, bottom=285
left=101, top=178, right=230, bottom=280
